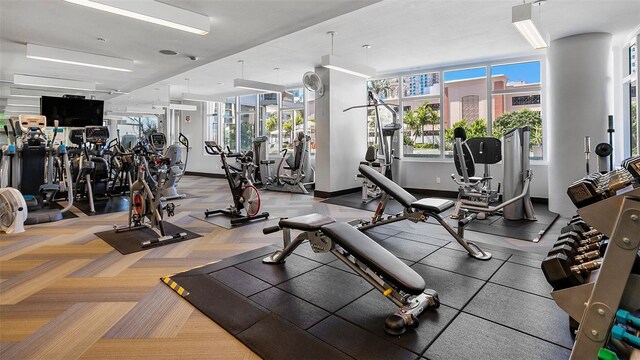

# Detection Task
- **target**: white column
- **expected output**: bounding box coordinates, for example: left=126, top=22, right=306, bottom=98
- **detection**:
left=315, top=66, right=367, bottom=195
left=548, top=32, right=612, bottom=217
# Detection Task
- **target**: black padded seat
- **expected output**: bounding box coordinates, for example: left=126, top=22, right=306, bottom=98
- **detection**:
left=358, top=165, right=417, bottom=207
left=279, top=214, right=336, bottom=232
left=321, top=222, right=426, bottom=295
left=411, top=198, right=454, bottom=214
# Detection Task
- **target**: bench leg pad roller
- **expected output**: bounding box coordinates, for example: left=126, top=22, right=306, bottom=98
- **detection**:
left=384, top=289, right=439, bottom=336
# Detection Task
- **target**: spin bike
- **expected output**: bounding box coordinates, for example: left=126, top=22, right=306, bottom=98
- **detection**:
left=204, top=141, right=269, bottom=226
left=114, top=144, right=186, bottom=248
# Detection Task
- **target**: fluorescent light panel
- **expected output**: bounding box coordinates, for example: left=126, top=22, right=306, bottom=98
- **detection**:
left=27, top=43, right=133, bottom=72
left=125, top=106, right=164, bottom=115
left=512, top=3, right=547, bottom=49
left=64, top=0, right=210, bottom=35
left=14, top=74, right=96, bottom=91
left=321, top=54, right=375, bottom=79
left=6, top=103, right=39, bottom=108
left=233, top=78, right=285, bottom=93
left=182, top=93, right=211, bottom=102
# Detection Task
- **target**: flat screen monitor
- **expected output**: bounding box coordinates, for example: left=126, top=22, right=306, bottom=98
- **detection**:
left=40, top=96, right=104, bottom=127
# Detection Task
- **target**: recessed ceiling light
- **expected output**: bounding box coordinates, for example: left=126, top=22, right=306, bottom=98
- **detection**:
left=96, top=37, right=107, bottom=42
left=159, top=49, right=178, bottom=55
left=217, top=82, right=223, bottom=85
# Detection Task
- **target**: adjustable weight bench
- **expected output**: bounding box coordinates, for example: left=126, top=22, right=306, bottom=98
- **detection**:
left=358, top=164, right=492, bottom=260
left=263, top=213, right=440, bottom=336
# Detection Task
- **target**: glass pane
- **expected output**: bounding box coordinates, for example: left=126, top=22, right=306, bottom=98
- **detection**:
left=491, top=61, right=541, bottom=91
left=367, top=105, right=398, bottom=148
left=117, top=116, right=158, bottom=139
left=239, top=113, right=255, bottom=151
left=443, top=67, right=488, bottom=158
left=403, top=73, right=440, bottom=97
left=281, top=109, right=304, bottom=151
left=259, top=93, right=278, bottom=156
left=224, top=97, right=236, bottom=151
left=282, top=89, right=304, bottom=108
left=492, top=92, right=542, bottom=160
left=632, top=80, right=638, bottom=156
left=239, top=95, right=256, bottom=112
left=205, top=102, right=219, bottom=143
left=402, top=98, right=441, bottom=157
left=367, top=77, right=399, bottom=100
left=308, top=99, right=316, bottom=155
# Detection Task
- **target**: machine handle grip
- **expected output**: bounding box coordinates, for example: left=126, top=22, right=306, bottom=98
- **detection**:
left=263, top=225, right=281, bottom=234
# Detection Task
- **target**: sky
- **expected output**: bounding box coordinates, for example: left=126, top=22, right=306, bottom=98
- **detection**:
left=444, top=61, right=541, bottom=84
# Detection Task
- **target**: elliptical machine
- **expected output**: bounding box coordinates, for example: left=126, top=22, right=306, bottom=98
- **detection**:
left=1, top=115, right=73, bottom=224
left=204, top=141, right=269, bottom=226
left=344, top=91, right=401, bottom=203
left=69, top=126, right=111, bottom=213
left=263, top=131, right=315, bottom=194
left=147, top=132, right=189, bottom=201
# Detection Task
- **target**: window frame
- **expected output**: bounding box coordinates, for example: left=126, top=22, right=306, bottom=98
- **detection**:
left=369, top=55, right=545, bottom=163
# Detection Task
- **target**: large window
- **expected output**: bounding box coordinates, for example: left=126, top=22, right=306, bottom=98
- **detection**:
left=367, top=59, right=544, bottom=160
left=259, top=93, right=279, bottom=155
left=205, top=101, right=220, bottom=145
left=491, top=61, right=542, bottom=160
left=224, top=97, right=236, bottom=151
left=281, top=88, right=304, bottom=152
left=443, top=67, right=488, bottom=158
left=238, top=95, right=256, bottom=151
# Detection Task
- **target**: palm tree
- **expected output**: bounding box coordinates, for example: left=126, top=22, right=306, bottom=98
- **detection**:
left=367, top=79, right=392, bottom=99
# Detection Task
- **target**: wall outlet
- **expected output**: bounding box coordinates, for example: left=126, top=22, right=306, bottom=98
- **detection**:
left=436, top=177, right=441, bottom=184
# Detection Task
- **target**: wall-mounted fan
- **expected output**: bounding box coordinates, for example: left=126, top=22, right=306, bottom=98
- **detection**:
left=303, top=71, right=324, bottom=98
left=0, top=187, right=27, bottom=234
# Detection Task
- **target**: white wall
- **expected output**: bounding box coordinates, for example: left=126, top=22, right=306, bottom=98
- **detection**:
left=315, top=66, right=367, bottom=193
left=398, top=160, right=549, bottom=198
left=179, top=100, right=224, bottom=174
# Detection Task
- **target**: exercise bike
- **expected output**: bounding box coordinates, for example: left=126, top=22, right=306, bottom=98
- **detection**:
left=204, top=141, right=269, bottom=226
left=114, top=143, right=186, bottom=248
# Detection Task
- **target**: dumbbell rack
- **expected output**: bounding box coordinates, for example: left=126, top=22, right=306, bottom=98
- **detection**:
left=551, top=189, right=640, bottom=359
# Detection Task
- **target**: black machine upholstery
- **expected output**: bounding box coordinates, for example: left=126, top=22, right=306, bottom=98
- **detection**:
left=365, top=145, right=377, bottom=163
left=411, top=198, right=454, bottom=214
left=359, top=165, right=417, bottom=207
left=279, top=213, right=335, bottom=232
left=321, top=222, right=426, bottom=295
left=466, top=138, right=502, bottom=164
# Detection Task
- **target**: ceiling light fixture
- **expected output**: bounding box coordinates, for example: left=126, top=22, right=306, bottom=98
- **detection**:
left=13, top=74, right=96, bottom=91
left=26, top=43, right=134, bottom=72
left=512, top=2, right=548, bottom=49
left=321, top=31, right=375, bottom=79
left=182, top=93, right=210, bottom=102
left=64, top=0, right=210, bottom=35
left=233, top=60, right=285, bottom=93
left=6, top=103, right=39, bottom=108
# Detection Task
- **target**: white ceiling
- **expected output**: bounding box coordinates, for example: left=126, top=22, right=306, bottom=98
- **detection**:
left=1, top=0, right=639, bottom=110
left=0, top=0, right=378, bottom=100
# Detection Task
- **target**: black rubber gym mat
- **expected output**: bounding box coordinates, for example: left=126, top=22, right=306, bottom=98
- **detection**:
left=464, top=282, right=575, bottom=349
left=94, top=222, right=201, bottom=254
left=323, top=192, right=559, bottom=242
left=424, top=313, right=571, bottom=360
left=489, top=261, right=553, bottom=298
left=189, top=211, right=271, bottom=229
left=161, top=237, right=574, bottom=359
left=72, top=195, right=130, bottom=216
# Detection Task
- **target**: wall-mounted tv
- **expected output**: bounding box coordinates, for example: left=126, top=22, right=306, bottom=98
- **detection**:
left=41, top=96, right=104, bottom=127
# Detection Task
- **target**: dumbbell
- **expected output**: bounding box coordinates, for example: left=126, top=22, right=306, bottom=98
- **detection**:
left=541, top=253, right=602, bottom=290
left=616, top=309, right=640, bottom=329
left=557, top=232, right=607, bottom=248
left=554, top=238, right=609, bottom=255
left=547, top=244, right=604, bottom=263
left=561, top=223, right=600, bottom=238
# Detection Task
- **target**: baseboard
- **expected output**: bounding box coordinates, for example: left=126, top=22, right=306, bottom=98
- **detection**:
left=185, top=171, right=225, bottom=179
left=314, top=187, right=360, bottom=199
left=400, top=187, right=548, bottom=204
